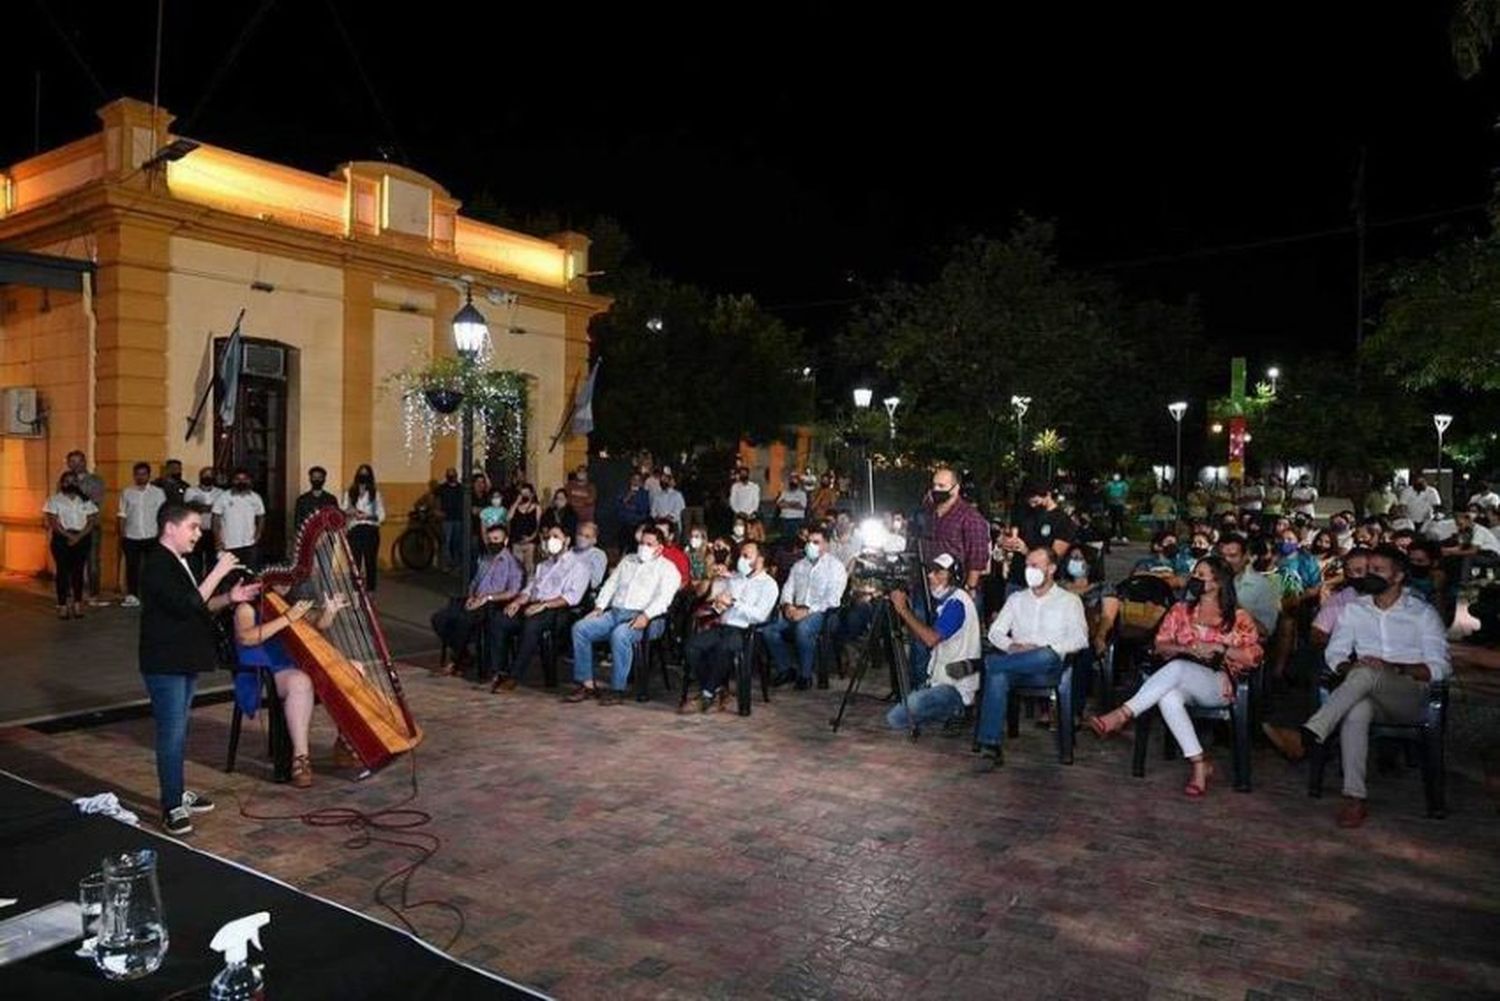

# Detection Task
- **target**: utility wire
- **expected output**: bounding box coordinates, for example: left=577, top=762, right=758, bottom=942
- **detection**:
left=322, top=0, right=408, bottom=164
left=31, top=0, right=110, bottom=103
left=178, top=0, right=280, bottom=135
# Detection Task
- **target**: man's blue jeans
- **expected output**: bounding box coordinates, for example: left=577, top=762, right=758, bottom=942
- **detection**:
left=571, top=608, right=662, bottom=690
left=142, top=672, right=197, bottom=816
left=976, top=647, right=1065, bottom=747
left=886, top=683, right=964, bottom=731
left=763, top=610, right=827, bottom=681
left=441, top=519, right=462, bottom=569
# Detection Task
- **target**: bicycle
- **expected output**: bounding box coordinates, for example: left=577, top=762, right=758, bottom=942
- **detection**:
left=392, top=500, right=443, bottom=571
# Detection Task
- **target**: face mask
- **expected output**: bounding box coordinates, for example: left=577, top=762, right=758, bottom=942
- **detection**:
left=736, top=556, right=753, bottom=575
left=1024, top=566, right=1047, bottom=589
left=1161, top=543, right=1179, bottom=559
left=1190, top=545, right=1210, bottom=558
left=1279, top=541, right=1299, bottom=556
left=739, top=475, right=749, bottom=483
left=638, top=545, right=658, bottom=562
left=1408, top=565, right=1430, bottom=579
left=200, top=477, right=215, bottom=487
left=537, top=536, right=560, bottom=555
left=446, top=475, right=458, bottom=484
left=689, top=535, right=705, bottom=549
left=1066, top=559, right=1087, bottom=579
left=484, top=541, right=505, bottom=554
left=233, top=482, right=250, bottom=492
left=892, top=520, right=905, bottom=534
left=732, top=525, right=746, bottom=539
left=576, top=538, right=595, bottom=551
left=1185, top=577, right=1207, bottom=600
left=491, top=496, right=503, bottom=507
left=1353, top=574, right=1388, bottom=595
left=357, top=474, right=372, bottom=484
left=805, top=542, right=820, bottom=561
left=1312, top=544, right=1330, bottom=554
left=931, top=488, right=952, bottom=504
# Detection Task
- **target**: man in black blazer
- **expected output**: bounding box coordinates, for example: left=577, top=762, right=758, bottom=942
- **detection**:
left=140, top=501, right=259, bottom=835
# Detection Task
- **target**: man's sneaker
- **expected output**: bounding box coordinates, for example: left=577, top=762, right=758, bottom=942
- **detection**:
left=121, top=595, right=141, bottom=608
left=163, top=806, right=193, bottom=836
left=181, top=790, right=215, bottom=814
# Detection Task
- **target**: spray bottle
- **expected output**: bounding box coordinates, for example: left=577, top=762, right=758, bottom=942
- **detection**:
left=208, top=911, right=270, bottom=1001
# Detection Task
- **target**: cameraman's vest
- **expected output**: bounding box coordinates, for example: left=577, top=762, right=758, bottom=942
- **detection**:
left=930, top=588, right=982, bottom=704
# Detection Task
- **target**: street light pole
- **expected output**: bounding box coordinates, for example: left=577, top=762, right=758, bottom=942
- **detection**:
left=452, top=288, right=489, bottom=585
left=1010, top=394, right=1031, bottom=472
left=853, top=387, right=873, bottom=515
left=1434, top=412, right=1453, bottom=506
left=1167, top=401, right=1188, bottom=508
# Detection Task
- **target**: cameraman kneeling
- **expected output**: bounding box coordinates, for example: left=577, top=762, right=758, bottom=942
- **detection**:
left=885, top=553, right=981, bottom=731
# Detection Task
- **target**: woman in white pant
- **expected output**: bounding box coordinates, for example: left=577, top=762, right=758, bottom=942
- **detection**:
left=1087, top=555, right=1263, bottom=796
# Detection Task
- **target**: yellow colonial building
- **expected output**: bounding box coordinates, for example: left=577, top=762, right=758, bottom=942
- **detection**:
left=0, top=97, right=607, bottom=583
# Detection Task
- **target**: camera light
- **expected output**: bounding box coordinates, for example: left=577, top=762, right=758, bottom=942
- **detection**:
left=859, top=517, right=888, bottom=551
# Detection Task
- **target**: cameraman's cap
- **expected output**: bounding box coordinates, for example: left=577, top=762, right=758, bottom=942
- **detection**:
left=928, top=552, right=961, bottom=576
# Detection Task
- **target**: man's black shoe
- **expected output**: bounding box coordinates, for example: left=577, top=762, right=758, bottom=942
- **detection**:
left=771, top=670, right=796, bottom=688
left=794, top=677, right=811, bottom=691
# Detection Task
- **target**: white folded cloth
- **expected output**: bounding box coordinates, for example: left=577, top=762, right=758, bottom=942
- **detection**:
left=72, top=793, right=140, bottom=827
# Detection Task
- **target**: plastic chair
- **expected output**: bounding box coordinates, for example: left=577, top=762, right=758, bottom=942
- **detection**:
left=1130, top=662, right=1256, bottom=792
left=225, top=666, right=292, bottom=783
left=971, top=651, right=1085, bottom=765
left=1099, top=574, right=1175, bottom=710
left=1307, top=679, right=1449, bottom=818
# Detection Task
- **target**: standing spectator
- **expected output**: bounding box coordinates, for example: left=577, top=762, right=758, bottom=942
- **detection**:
left=1363, top=479, right=1396, bottom=519
left=1263, top=474, right=1287, bottom=529
left=1238, top=476, right=1265, bottom=523
left=215, top=468, right=267, bottom=571
left=776, top=475, right=808, bottom=537
left=999, top=480, right=1075, bottom=602
left=1103, top=473, right=1130, bottom=543
left=292, top=466, right=338, bottom=535
left=921, top=466, right=991, bottom=607
left=118, top=461, right=166, bottom=607
left=508, top=483, right=541, bottom=575
left=651, top=471, right=686, bottom=529
left=1290, top=474, right=1320, bottom=520
left=729, top=467, right=761, bottom=522
left=809, top=472, right=839, bottom=523
left=184, top=466, right=225, bottom=577
left=65, top=450, right=106, bottom=602
left=1184, top=480, right=1210, bottom=525
left=1148, top=483, right=1177, bottom=533
left=343, top=464, right=385, bottom=591
left=139, top=504, right=253, bottom=835
left=566, top=465, right=597, bottom=524
left=1399, top=476, right=1441, bottom=528
left=433, top=468, right=465, bottom=572
left=1469, top=480, right=1500, bottom=515
left=614, top=472, right=652, bottom=551
left=469, top=472, right=492, bottom=536
left=541, top=487, right=579, bottom=540
left=479, top=484, right=509, bottom=531
left=44, top=471, right=99, bottom=619
left=153, top=458, right=188, bottom=507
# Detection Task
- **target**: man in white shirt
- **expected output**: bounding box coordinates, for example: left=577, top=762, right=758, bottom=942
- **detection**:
left=974, top=546, right=1089, bottom=763
left=776, top=476, right=808, bottom=536
left=1445, top=509, right=1500, bottom=560
left=118, top=461, right=167, bottom=606
left=1263, top=545, right=1450, bottom=829
left=567, top=524, right=683, bottom=704
left=649, top=472, right=686, bottom=528
left=729, top=467, right=761, bottom=520
left=1238, top=477, right=1265, bottom=520
left=680, top=540, right=779, bottom=712
left=763, top=527, right=849, bottom=689
left=573, top=521, right=608, bottom=590
left=1399, top=476, right=1441, bottom=527
left=183, top=466, right=224, bottom=577
left=1289, top=476, right=1319, bottom=520
left=1421, top=508, right=1458, bottom=543
left=884, top=553, right=981, bottom=734
left=1470, top=481, right=1500, bottom=514
left=212, top=468, right=266, bottom=569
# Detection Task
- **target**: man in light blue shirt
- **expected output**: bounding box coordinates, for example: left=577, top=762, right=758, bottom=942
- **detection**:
left=489, top=525, right=591, bottom=689
left=680, top=540, right=779, bottom=712
left=574, top=521, right=608, bottom=590
left=763, top=527, right=849, bottom=689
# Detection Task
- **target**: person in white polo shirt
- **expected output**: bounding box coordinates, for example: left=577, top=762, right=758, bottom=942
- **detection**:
left=44, top=470, right=100, bottom=619
left=118, top=461, right=167, bottom=607
left=183, top=466, right=223, bottom=577
left=213, top=467, right=266, bottom=570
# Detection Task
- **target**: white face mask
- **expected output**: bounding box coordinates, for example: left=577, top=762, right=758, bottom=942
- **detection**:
left=1024, top=566, right=1047, bottom=589
left=545, top=536, right=564, bottom=555
left=490, top=496, right=503, bottom=507
left=638, top=545, right=658, bottom=562
left=805, top=542, right=820, bottom=561
left=576, top=538, right=595, bottom=551
left=1067, top=560, right=1087, bottom=579
left=736, top=556, right=753, bottom=575
left=732, top=525, right=746, bottom=539
left=689, top=535, right=705, bottom=549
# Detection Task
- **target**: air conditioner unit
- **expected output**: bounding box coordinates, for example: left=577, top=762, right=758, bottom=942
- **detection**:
left=242, top=343, right=286, bottom=380
left=2, top=387, right=43, bottom=437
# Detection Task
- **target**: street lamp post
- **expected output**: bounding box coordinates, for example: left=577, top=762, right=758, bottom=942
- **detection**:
left=882, top=396, right=900, bottom=442
left=1434, top=412, right=1453, bottom=506
left=452, top=288, right=489, bottom=585
left=1167, top=401, right=1188, bottom=507
left=853, top=387, right=874, bottom=514
left=1011, top=394, right=1031, bottom=470
left=1267, top=366, right=1281, bottom=395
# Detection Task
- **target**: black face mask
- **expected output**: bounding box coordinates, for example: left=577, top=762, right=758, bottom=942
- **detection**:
left=930, top=488, right=952, bottom=504
left=484, top=541, right=505, bottom=554
left=62, top=484, right=82, bottom=496
left=1161, top=543, right=1179, bottom=559
left=1185, top=578, right=1207, bottom=600
left=310, top=480, right=325, bottom=491
left=199, top=477, right=214, bottom=487
left=1407, top=565, right=1430, bottom=579
left=1190, top=545, right=1210, bottom=558
left=1353, top=574, right=1388, bottom=594
left=233, top=482, right=251, bottom=492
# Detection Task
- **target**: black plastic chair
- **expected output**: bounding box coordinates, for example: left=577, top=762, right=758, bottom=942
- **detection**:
left=1307, top=679, right=1449, bottom=818
left=1130, top=661, right=1256, bottom=792
left=629, top=613, right=674, bottom=702
left=1099, top=574, right=1175, bottom=710
left=225, top=666, right=292, bottom=783
left=971, top=651, right=1084, bottom=765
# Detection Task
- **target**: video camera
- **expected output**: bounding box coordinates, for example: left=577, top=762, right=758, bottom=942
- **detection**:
left=848, top=516, right=925, bottom=598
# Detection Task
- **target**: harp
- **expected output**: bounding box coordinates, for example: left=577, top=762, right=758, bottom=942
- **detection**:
left=259, top=507, right=421, bottom=770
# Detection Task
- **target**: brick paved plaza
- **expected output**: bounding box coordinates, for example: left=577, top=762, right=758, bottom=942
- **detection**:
left=3, top=627, right=1498, bottom=999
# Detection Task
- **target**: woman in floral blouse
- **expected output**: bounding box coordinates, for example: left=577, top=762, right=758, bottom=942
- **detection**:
left=1087, top=555, right=1263, bottom=796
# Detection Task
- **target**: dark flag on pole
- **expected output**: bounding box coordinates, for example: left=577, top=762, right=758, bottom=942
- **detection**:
left=548, top=358, right=599, bottom=453
left=184, top=308, right=246, bottom=441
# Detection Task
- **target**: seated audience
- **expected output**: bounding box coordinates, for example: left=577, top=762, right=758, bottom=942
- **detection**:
left=489, top=524, right=593, bottom=690
left=567, top=524, right=682, bottom=704
left=679, top=540, right=779, bottom=713
left=763, top=527, right=849, bottom=689
left=883, top=553, right=981, bottom=733
left=431, top=522, right=524, bottom=678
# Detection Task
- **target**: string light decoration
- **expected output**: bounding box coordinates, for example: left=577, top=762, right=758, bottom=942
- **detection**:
left=385, top=349, right=530, bottom=465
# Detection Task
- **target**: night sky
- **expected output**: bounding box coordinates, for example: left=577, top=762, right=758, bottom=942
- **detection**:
left=7, top=4, right=1500, bottom=367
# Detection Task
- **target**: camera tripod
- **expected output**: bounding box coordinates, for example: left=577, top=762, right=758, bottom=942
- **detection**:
left=830, top=594, right=920, bottom=738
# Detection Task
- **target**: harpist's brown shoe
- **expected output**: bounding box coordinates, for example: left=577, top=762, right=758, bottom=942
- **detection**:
left=291, top=754, right=313, bottom=788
